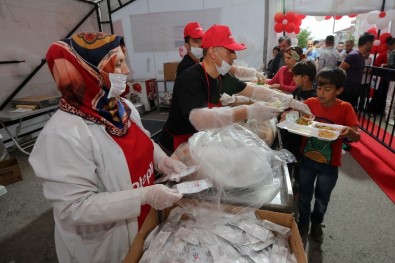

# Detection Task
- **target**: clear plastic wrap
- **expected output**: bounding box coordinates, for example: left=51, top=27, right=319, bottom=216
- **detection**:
left=140, top=203, right=296, bottom=263
left=186, top=123, right=295, bottom=209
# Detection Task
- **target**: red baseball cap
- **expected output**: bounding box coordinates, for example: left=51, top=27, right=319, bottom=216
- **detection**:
left=183, top=22, right=204, bottom=39
left=201, top=24, right=246, bottom=51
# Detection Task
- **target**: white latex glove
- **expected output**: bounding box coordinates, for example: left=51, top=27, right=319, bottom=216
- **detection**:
left=289, top=99, right=312, bottom=115
left=234, top=66, right=257, bottom=79
left=246, top=102, right=283, bottom=121
left=141, top=184, right=183, bottom=210
left=189, top=107, right=234, bottom=131
left=251, top=86, right=293, bottom=106
left=158, top=156, right=187, bottom=176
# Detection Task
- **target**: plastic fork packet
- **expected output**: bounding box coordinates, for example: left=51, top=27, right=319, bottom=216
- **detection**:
left=154, top=165, right=198, bottom=184
left=259, top=219, right=291, bottom=238
left=270, top=244, right=288, bottom=263
left=238, top=221, right=270, bottom=242
left=174, top=179, right=212, bottom=194
left=174, top=226, right=200, bottom=245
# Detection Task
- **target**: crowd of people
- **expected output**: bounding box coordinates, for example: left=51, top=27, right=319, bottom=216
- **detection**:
left=28, top=19, right=393, bottom=262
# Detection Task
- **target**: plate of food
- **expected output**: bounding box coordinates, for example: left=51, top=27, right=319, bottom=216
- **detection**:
left=277, top=117, right=344, bottom=141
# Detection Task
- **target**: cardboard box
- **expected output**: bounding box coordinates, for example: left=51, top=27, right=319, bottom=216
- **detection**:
left=163, top=62, right=179, bottom=81
left=124, top=199, right=307, bottom=263
left=0, top=158, right=22, bottom=186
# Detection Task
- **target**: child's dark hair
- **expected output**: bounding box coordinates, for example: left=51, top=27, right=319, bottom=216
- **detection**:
left=292, top=60, right=317, bottom=82
left=316, top=66, right=346, bottom=89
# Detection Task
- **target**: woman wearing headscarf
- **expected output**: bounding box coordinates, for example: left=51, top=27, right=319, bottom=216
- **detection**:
left=29, top=32, right=186, bottom=263
left=265, top=45, right=305, bottom=93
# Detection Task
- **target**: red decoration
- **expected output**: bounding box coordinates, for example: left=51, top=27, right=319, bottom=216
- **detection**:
left=274, top=23, right=285, bottom=33
left=348, top=14, right=357, bottom=18
left=294, top=27, right=301, bottom=34
left=285, top=12, right=296, bottom=23
left=294, top=18, right=302, bottom=26
left=379, top=11, right=386, bottom=18
left=367, top=27, right=378, bottom=38
left=132, top=83, right=142, bottom=93
left=334, top=15, right=343, bottom=20
left=285, top=23, right=295, bottom=33
left=325, top=16, right=331, bottom=20
left=379, top=32, right=392, bottom=43
left=274, top=12, right=285, bottom=23
left=296, top=14, right=306, bottom=20
left=376, top=43, right=387, bottom=53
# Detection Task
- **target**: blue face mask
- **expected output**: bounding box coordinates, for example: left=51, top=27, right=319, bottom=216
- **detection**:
left=215, top=48, right=232, bottom=75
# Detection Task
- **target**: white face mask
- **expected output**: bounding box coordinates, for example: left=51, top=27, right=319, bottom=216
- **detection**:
left=190, top=47, right=203, bottom=60
left=215, top=52, right=232, bottom=76
left=107, top=73, right=127, bottom=99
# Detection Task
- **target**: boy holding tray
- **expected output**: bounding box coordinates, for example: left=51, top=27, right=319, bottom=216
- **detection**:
left=297, top=66, right=360, bottom=243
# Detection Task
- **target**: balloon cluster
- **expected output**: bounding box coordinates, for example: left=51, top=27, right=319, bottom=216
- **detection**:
left=369, top=29, right=392, bottom=54
left=273, top=12, right=306, bottom=34
left=366, top=10, right=392, bottom=30
left=315, top=14, right=356, bottom=22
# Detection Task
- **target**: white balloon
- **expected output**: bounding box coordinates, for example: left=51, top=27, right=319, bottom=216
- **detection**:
left=16, top=62, right=31, bottom=76
left=367, top=11, right=379, bottom=25
left=282, top=19, right=288, bottom=25
left=373, top=39, right=381, bottom=46
left=291, top=37, right=298, bottom=45
left=315, top=16, right=325, bottom=22
left=287, top=32, right=296, bottom=38
left=376, top=17, right=390, bottom=30
left=26, top=54, right=42, bottom=67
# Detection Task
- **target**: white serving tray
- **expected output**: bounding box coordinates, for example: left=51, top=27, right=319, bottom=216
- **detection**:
left=277, top=120, right=344, bottom=141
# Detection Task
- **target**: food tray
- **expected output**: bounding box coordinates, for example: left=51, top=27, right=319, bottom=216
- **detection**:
left=277, top=120, right=344, bottom=141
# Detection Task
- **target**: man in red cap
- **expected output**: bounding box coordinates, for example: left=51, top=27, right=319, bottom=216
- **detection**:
left=177, top=22, right=205, bottom=75
left=159, top=24, right=289, bottom=154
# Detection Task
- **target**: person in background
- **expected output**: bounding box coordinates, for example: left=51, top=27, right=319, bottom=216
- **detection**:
left=339, top=32, right=375, bottom=110
left=281, top=60, right=317, bottom=203
left=303, top=39, right=318, bottom=62
left=265, top=45, right=305, bottom=93
left=297, top=66, right=360, bottom=243
left=266, top=36, right=292, bottom=78
left=176, top=22, right=205, bottom=75
left=159, top=25, right=310, bottom=154
left=29, top=32, right=187, bottom=263
left=265, top=46, right=280, bottom=72
left=339, top=39, right=354, bottom=62
left=316, top=35, right=340, bottom=72
left=336, top=41, right=345, bottom=54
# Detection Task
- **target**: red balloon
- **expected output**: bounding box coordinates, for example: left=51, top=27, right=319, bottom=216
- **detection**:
left=325, top=16, right=331, bottom=20
left=367, top=27, right=378, bottom=37
left=285, top=12, right=296, bottom=23
left=348, top=14, right=357, bottom=18
left=294, top=26, right=301, bottom=34
left=296, top=14, right=306, bottom=20
left=376, top=43, right=387, bottom=53
left=285, top=23, right=295, bottom=33
left=274, top=12, right=285, bottom=23
left=334, top=15, right=343, bottom=20
left=370, top=45, right=377, bottom=54
left=379, top=32, right=392, bottom=42
left=294, top=18, right=302, bottom=26
left=379, top=11, right=386, bottom=18
left=274, top=23, right=285, bottom=33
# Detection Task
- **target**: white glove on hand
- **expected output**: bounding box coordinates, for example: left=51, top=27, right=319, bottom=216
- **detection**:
left=141, top=184, right=183, bottom=210
left=246, top=102, right=283, bottom=121
left=189, top=107, right=234, bottom=131
left=234, top=66, right=257, bottom=79
left=158, top=156, right=187, bottom=176
left=289, top=99, right=312, bottom=115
